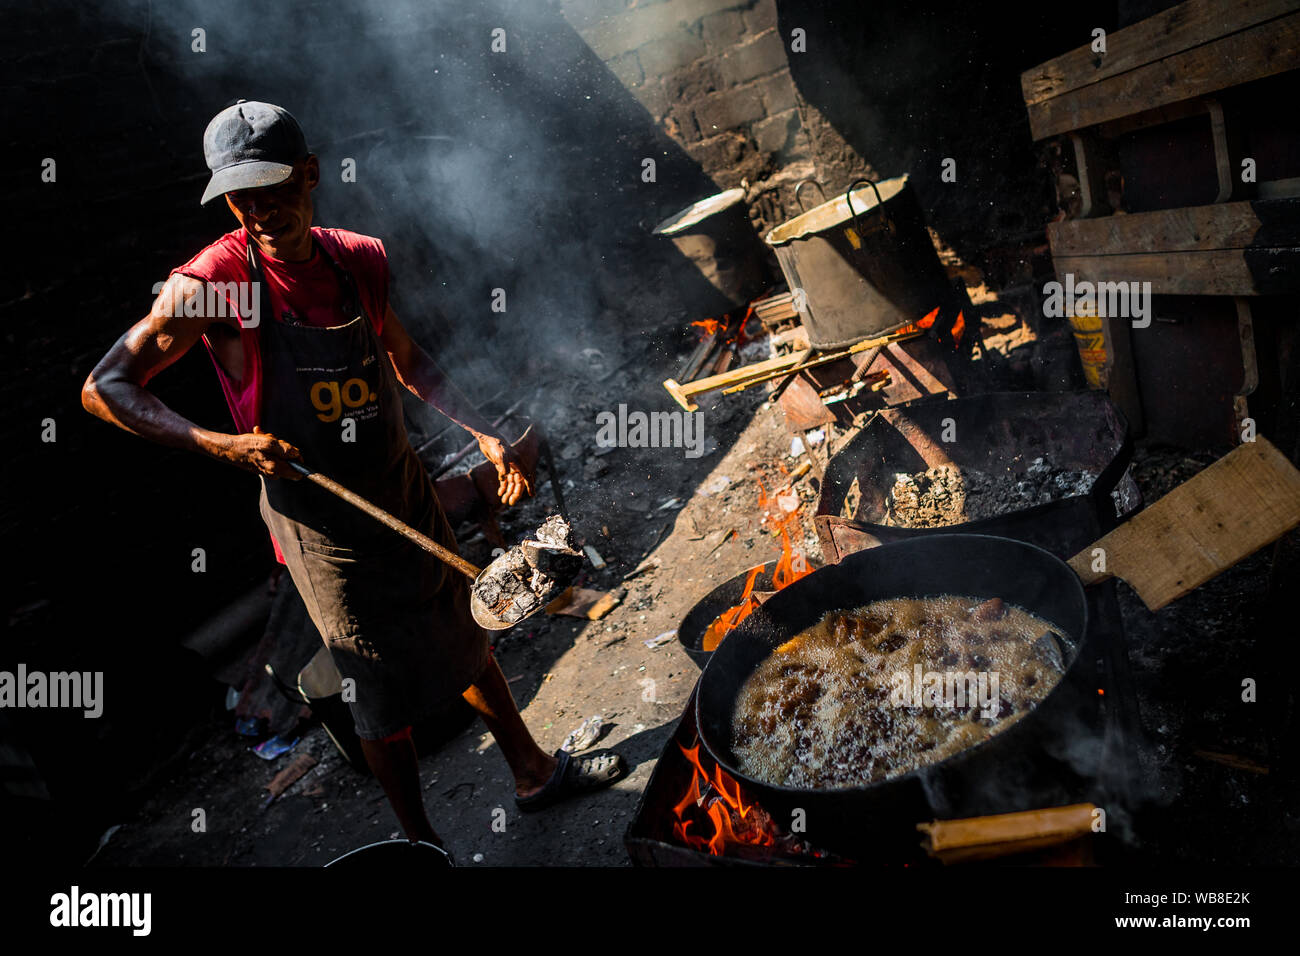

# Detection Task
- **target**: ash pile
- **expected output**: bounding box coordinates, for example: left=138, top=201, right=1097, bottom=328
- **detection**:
left=884, top=456, right=1099, bottom=528
left=472, top=515, right=585, bottom=624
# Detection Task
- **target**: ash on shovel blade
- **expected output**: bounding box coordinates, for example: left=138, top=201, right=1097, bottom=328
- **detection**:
left=472, top=516, right=584, bottom=625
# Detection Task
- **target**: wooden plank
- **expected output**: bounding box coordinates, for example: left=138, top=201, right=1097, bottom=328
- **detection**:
left=1047, top=199, right=1300, bottom=256
left=1069, top=436, right=1300, bottom=610
left=663, top=347, right=813, bottom=411
left=1022, top=0, right=1300, bottom=107
left=1027, top=12, right=1300, bottom=140
left=1096, top=96, right=1213, bottom=138
left=1053, top=248, right=1300, bottom=295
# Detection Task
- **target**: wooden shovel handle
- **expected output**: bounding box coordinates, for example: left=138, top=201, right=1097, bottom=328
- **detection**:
left=289, top=462, right=482, bottom=581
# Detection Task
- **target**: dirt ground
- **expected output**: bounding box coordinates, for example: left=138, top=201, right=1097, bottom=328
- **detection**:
left=92, top=328, right=815, bottom=867
left=89, top=311, right=1297, bottom=868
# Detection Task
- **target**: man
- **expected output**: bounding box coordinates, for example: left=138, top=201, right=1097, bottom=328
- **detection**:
left=82, top=101, right=625, bottom=856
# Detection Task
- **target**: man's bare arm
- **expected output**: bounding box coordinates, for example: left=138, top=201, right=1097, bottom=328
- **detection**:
left=81, top=274, right=302, bottom=478
left=381, top=303, right=531, bottom=504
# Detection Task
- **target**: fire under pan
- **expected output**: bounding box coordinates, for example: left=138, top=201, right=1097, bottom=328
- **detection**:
left=624, top=506, right=1143, bottom=866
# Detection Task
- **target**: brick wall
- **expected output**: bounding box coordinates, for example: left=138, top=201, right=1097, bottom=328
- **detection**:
left=559, top=0, right=849, bottom=237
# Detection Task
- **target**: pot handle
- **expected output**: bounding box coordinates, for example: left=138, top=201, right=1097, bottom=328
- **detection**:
left=794, top=178, right=828, bottom=212
left=845, top=178, right=894, bottom=242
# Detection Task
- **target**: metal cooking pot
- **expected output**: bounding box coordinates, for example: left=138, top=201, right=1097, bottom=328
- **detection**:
left=652, top=188, right=772, bottom=312
left=677, top=557, right=823, bottom=669
left=765, top=176, right=954, bottom=349
left=694, top=535, right=1092, bottom=858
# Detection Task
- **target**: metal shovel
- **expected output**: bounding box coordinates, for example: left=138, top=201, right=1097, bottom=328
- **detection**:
left=287, top=461, right=549, bottom=630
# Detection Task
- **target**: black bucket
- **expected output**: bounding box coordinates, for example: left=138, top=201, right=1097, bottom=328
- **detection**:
left=766, top=176, right=955, bottom=349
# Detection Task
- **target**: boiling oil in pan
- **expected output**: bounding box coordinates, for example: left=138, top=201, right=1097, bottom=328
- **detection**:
left=730, top=596, right=1070, bottom=789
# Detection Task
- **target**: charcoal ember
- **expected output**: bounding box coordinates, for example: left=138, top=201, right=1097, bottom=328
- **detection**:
left=534, top=515, right=577, bottom=550
left=883, top=456, right=1099, bottom=528
left=471, top=514, right=583, bottom=624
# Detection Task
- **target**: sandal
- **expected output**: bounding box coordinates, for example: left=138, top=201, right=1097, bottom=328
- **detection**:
left=515, top=748, right=627, bottom=813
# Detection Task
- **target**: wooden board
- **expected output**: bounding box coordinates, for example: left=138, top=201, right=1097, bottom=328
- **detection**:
left=1026, top=11, right=1300, bottom=140
left=1069, top=436, right=1300, bottom=609
left=1021, top=0, right=1300, bottom=106
left=1047, top=199, right=1300, bottom=257
left=1052, top=248, right=1300, bottom=296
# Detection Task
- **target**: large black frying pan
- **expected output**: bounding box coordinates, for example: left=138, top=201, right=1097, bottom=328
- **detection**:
left=695, top=438, right=1300, bottom=857
left=695, top=535, right=1089, bottom=857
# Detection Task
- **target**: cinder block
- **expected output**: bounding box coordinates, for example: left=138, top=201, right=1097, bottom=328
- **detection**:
left=637, top=29, right=707, bottom=77
left=701, top=10, right=745, bottom=51
left=742, top=0, right=778, bottom=35
left=661, top=58, right=722, bottom=102
left=685, top=130, right=749, bottom=172
left=755, top=70, right=797, bottom=114
left=753, top=108, right=799, bottom=155
left=717, top=28, right=787, bottom=85
left=692, top=85, right=765, bottom=134
left=666, top=103, right=702, bottom=142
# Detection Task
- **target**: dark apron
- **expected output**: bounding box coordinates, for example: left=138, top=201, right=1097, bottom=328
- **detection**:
left=249, top=237, right=489, bottom=739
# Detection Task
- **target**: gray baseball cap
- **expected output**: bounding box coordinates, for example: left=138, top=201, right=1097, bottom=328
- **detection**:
left=200, top=100, right=308, bottom=205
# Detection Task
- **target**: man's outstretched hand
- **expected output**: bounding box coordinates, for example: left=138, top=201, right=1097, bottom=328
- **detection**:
left=477, top=434, right=533, bottom=506
left=215, top=426, right=305, bottom=479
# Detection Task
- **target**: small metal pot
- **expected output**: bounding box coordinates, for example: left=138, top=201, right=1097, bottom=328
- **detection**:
left=766, top=176, right=954, bottom=349
left=653, top=189, right=772, bottom=311
left=677, top=562, right=779, bottom=669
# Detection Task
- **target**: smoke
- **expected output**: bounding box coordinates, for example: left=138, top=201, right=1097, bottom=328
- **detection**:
left=106, top=0, right=717, bottom=411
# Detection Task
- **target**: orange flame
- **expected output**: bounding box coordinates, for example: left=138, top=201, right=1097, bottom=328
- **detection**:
left=699, top=478, right=814, bottom=652
left=898, top=306, right=964, bottom=347
left=757, top=477, right=815, bottom=590
left=700, top=565, right=764, bottom=652
left=691, top=318, right=723, bottom=337
left=671, top=742, right=775, bottom=855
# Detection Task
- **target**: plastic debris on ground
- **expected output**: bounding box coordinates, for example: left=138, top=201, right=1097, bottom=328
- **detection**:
left=234, top=716, right=267, bottom=738
left=644, top=629, right=676, bottom=649
left=253, top=733, right=300, bottom=761
left=790, top=436, right=805, bottom=456
left=697, top=474, right=732, bottom=496
left=561, top=715, right=605, bottom=754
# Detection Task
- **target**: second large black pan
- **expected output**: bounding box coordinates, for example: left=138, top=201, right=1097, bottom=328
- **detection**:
left=694, top=534, right=1090, bottom=858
